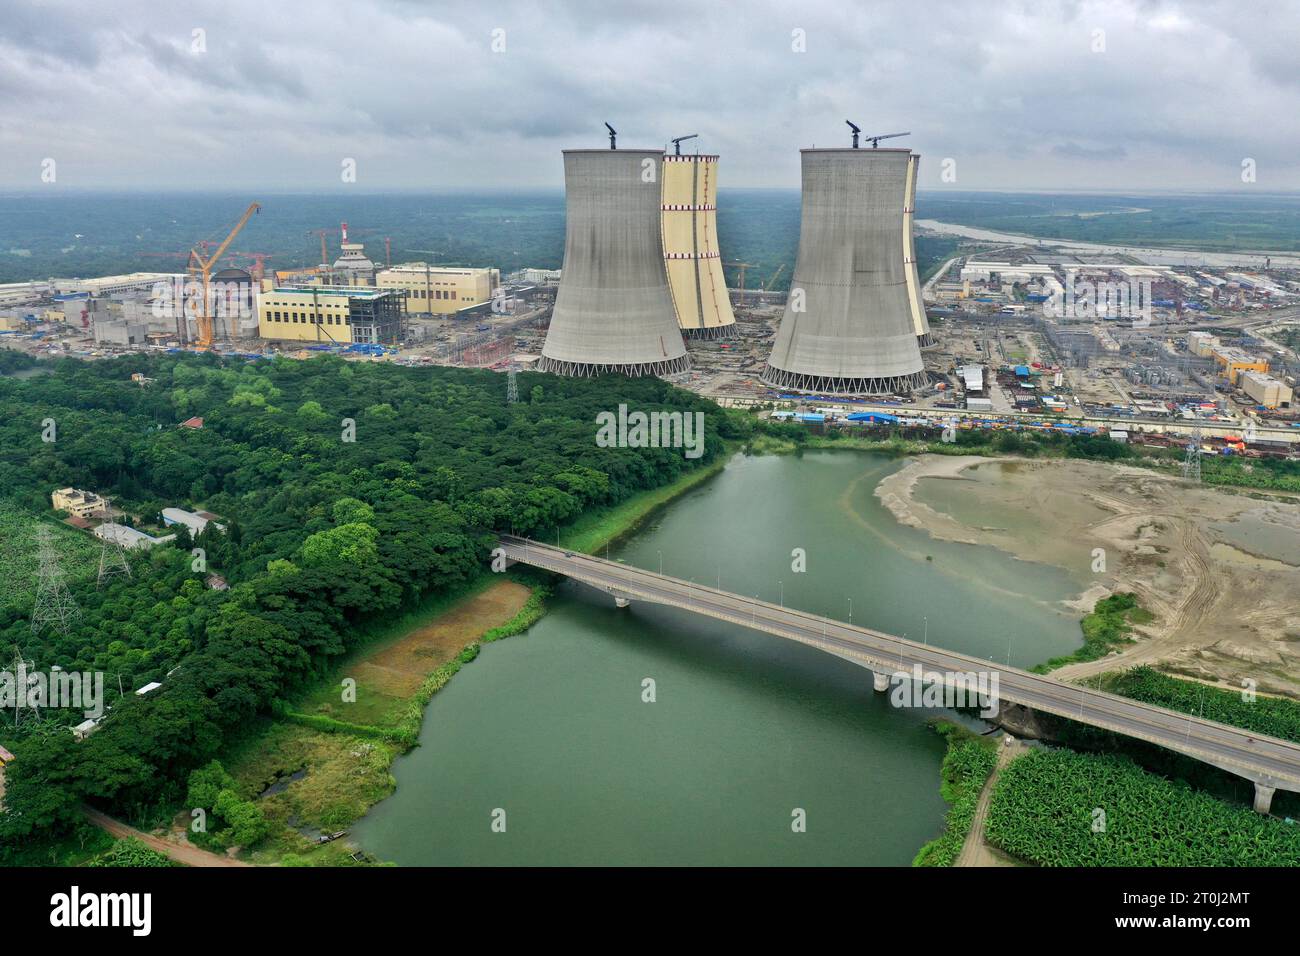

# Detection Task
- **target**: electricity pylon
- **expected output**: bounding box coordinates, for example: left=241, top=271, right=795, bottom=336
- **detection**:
left=1182, top=427, right=1202, bottom=483
left=30, top=527, right=81, bottom=637
left=95, top=498, right=133, bottom=588
left=506, top=367, right=519, bottom=405
left=97, top=532, right=133, bottom=587
left=8, top=644, right=39, bottom=729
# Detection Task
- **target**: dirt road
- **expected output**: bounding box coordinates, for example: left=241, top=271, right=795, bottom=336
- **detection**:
left=956, top=738, right=1027, bottom=868
left=83, top=807, right=252, bottom=867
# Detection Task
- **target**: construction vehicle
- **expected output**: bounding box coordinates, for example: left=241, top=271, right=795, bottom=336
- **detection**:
left=187, top=202, right=261, bottom=349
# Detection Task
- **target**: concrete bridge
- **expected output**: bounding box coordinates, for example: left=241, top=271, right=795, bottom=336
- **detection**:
left=501, top=535, right=1300, bottom=813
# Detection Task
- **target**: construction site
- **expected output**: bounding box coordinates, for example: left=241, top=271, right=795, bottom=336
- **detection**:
left=3, top=124, right=1300, bottom=458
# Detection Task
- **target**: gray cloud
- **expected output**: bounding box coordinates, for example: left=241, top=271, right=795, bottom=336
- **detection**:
left=1, top=0, right=1297, bottom=191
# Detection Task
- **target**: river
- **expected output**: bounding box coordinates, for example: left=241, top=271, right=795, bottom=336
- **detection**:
left=352, top=450, right=1085, bottom=865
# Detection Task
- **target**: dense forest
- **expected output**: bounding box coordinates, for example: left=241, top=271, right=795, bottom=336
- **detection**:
left=0, top=354, right=739, bottom=852
left=0, top=190, right=963, bottom=288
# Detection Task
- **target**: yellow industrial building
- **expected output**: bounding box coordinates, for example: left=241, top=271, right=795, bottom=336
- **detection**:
left=374, top=264, right=499, bottom=315
left=257, top=287, right=403, bottom=344
left=1212, top=346, right=1269, bottom=384
left=661, top=154, right=736, bottom=338
left=1240, top=370, right=1293, bottom=409
left=52, top=487, right=108, bottom=519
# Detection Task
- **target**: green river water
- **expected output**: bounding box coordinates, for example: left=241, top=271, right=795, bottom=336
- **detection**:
left=352, top=450, right=1085, bottom=865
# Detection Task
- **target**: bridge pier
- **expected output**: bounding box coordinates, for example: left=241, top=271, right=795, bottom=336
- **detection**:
left=872, top=670, right=891, bottom=693
left=614, top=596, right=630, bottom=608
left=1253, top=782, right=1276, bottom=815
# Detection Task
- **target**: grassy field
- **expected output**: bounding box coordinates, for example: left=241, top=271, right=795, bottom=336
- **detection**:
left=0, top=503, right=100, bottom=612
left=913, top=721, right=999, bottom=867
left=559, top=451, right=732, bottom=555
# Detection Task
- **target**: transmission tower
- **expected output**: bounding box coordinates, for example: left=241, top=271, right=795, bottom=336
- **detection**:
left=95, top=498, right=134, bottom=588
left=7, top=645, right=40, bottom=729
left=97, top=533, right=133, bottom=588
left=1182, top=427, right=1202, bottom=483
left=506, top=367, right=519, bottom=404
left=30, top=527, right=81, bottom=638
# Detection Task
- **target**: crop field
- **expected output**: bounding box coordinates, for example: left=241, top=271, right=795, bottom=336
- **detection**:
left=986, top=748, right=1300, bottom=866
left=0, top=502, right=100, bottom=612
left=1105, top=667, right=1300, bottom=745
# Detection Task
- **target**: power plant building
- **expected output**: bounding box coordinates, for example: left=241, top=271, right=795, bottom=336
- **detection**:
left=538, top=149, right=689, bottom=377
left=257, top=287, right=402, bottom=345
left=902, top=154, right=933, bottom=348
left=661, top=154, right=736, bottom=339
left=332, top=223, right=376, bottom=284
left=375, top=265, right=500, bottom=316
left=763, top=148, right=926, bottom=394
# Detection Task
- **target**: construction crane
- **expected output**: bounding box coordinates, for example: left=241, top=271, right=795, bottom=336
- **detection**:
left=188, top=201, right=261, bottom=349
left=727, top=261, right=758, bottom=304
left=231, top=252, right=273, bottom=283
left=846, top=121, right=911, bottom=149
left=763, top=263, right=786, bottom=298
left=670, top=134, right=699, bottom=156
left=605, top=122, right=617, bottom=149
left=866, top=130, right=909, bottom=149
left=306, top=228, right=332, bottom=267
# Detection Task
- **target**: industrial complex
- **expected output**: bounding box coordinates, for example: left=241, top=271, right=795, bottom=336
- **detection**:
left=3, top=126, right=1300, bottom=461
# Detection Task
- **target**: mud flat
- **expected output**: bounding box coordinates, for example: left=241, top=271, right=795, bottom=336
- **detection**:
left=878, top=455, right=1300, bottom=697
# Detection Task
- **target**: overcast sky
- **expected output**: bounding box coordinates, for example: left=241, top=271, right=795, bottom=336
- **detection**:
left=2, top=0, right=1297, bottom=192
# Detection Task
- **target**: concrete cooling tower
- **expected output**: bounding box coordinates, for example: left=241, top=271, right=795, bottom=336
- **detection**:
left=661, top=154, right=737, bottom=339
left=763, top=148, right=927, bottom=395
left=538, top=149, right=690, bottom=377
left=903, top=153, right=934, bottom=348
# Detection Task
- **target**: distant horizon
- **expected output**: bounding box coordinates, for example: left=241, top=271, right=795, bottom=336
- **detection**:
left=4, top=186, right=1300, bottom=199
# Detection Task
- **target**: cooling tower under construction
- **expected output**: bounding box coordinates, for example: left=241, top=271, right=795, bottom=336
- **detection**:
left=538, top=149, right=690, bottom=377
left=903, top=153, right=934, bottom=348
left=661, top=154, right=736, bottom=339
left=763, top=148, right=927, bottom=394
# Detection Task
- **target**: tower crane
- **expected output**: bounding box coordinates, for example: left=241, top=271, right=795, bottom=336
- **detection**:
left=231, top=252, right=273, bottom=283
left=846, top=122, right=911, bottom=149
left=188, top=201, right=260, bottom=349
left=727, top=261, right=758, bottom=304
left=306, top=228, right=332, bottom=267
left=763, top=263, right=786, bottom=298
left=670, top=134, right=699, bottom=156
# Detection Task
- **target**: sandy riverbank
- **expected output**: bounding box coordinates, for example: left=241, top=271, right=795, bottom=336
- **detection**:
left=877, top=455, right=1300, bottom=697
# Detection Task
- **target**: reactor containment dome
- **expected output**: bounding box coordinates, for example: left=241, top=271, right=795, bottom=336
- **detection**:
left=538, top=149, right=690, bottom=378
left=763, top=147, right=926, bottom=394
left=661, top=152, right=737, bottom=339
